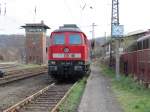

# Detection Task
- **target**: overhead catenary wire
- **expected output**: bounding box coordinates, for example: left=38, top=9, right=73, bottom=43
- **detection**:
left=4, top=3, right=6, bottom=16
left=0, top=3, right=1, bottom=15
left=80, top=0, right=86, bottom=10
left=0, top=2, right=6, bottom=16
left=63, top=0, right=76, bottom=22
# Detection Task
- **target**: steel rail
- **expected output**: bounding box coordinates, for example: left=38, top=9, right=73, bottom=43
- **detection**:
left=0, top=70, right=47, bottom=85
left=51, top=81, right=78, bottom=112
left=3, top=83, right=55, bottom=112
left=3, top=82, right=75, bottom=112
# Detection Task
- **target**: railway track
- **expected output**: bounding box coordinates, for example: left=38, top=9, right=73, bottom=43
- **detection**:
left=0, top=65, right=18, bottom=70
left=0, top=67, right=47, bottom=85
left=3, top=82, right=75, bottom=112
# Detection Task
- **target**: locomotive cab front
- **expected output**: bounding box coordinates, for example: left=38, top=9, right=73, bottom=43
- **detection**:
left=48, top=25, right=90, bottom=79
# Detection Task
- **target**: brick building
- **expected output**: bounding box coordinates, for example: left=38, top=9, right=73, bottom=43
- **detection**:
left=22, top=21, right=50, bottom=64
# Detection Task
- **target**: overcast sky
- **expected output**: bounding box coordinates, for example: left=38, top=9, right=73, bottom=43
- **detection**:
left=0, top=0, right=150, bottom=38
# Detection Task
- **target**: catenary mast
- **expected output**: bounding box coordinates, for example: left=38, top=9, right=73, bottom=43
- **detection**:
left=110, top=0, right=119, bottom=67
left=110, top=0, right=120, bottom=80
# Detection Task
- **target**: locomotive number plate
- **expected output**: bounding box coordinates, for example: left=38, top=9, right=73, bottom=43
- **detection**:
left=68, top=53, right=81, bottom=58
left=53, top=53, right=64, bottom=58
left=53, top=53, right=81, bottom=58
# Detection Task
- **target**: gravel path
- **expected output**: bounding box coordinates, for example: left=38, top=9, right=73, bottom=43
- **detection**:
left=0, top=74, right=51, bottom=111
left=78, top=65, right=123, bottom=112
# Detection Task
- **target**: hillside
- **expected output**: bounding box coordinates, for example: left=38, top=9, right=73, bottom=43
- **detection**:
left=0, top=35, right=25, bottom=61
left=0, top=35, right=49, bottom=62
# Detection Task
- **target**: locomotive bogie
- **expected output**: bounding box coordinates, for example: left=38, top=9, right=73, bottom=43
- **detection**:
left=48, top=60, right=90, bottom=78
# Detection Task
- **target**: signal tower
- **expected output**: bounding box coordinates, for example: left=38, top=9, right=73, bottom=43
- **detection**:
left=22, top=21, right=50, bottom=65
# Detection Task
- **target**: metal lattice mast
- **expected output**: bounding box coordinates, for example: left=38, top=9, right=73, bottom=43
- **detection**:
left=111, top=0, right=119, bottom=31
left=110, top=0, right=119, bottom=67
left=111, top=0, right=120, bottom=80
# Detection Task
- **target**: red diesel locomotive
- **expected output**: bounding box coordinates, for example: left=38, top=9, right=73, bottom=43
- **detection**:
left=48, top=24, right=91, bottom=79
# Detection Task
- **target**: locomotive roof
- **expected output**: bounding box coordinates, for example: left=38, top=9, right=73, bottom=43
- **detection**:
left=53, top=28, right=82, bottom=33
left=137, top=34, right=150, bottom=42
left=53, top=24, right=83, bottom=33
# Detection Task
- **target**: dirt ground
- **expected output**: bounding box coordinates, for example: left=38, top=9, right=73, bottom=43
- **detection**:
left=0, top=74, right=51, bottom=111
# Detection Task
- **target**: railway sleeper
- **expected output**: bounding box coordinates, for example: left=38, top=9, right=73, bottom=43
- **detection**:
left=37, top=97, right=62, bottom=100
left=39, top=94, right=64, bottom=98
left=35, top=99, right=61, bottom=102
left=21, top=107, right=50, bottom=112
left=42, top=93, right=66, bottom=97
left=38, top=92, right=65, bottom=97
left=42, top=92, right=65, bottom=95
left=47, top=87, right=69, bottom=90
left=34, top=101, right=58, bottom=105
left=45, top=92, right=66, bottom=95
left=24, top=104, right=55, bottom=108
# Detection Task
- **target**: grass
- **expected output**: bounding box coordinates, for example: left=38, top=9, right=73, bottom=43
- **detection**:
left=58, top=77, right=87, bottom=112
left=100, top=65, right=150, bottom=112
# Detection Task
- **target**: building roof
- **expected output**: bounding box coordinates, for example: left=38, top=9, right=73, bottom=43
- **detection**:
left=137, top=34, right=150, bottom=42
left=126, top=30, right=146, bottom=37
left=21, top=22, right=50, bottom=29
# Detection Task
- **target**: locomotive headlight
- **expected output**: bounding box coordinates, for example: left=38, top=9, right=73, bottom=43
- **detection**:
left=78, top=61, right=84, bottom=65
left=49, top=61, right=56, bottom=65
left=51, top=61, right=56, bottom=64
left=74, top=66, right=82, bottom=71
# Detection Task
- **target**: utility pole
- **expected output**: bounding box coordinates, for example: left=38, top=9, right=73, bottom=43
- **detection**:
left=92, top=23, right=97, bottom=44
left=111, top=0, right=121, bottom=80
left=91, top=23, right=97, bottom=58
left=34, top=6, right=37, bottom=22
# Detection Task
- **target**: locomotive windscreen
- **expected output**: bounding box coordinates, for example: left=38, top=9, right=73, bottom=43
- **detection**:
left=69, top=34, right=82, bottom=44
left=53, top=34, right=65, bottom=44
